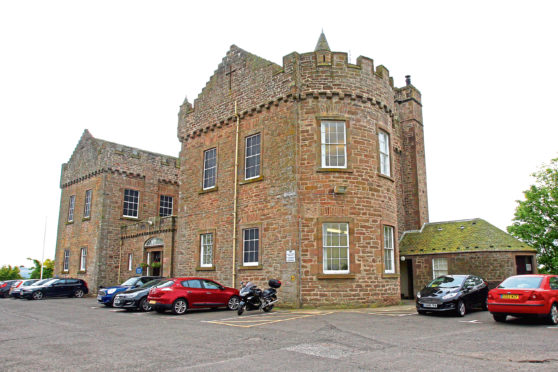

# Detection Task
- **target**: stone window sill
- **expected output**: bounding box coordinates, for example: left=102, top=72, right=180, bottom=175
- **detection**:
left=382, top=273, right=399, bottom=279
left=238, top=265, right=263, bottom=270
left=317, top=168, right=353, bottom=173
left=240, top=175, right=264, bottom=185
left=199, top=186, right=218, bottom=194
left=378, top=173, right=395, bottom=182
left=316, top=274, right=356, bottom=280
left=77, top=270, right=87, bottom=274
left=196, top=266, right=216, bottom=271
left=66, top=221, right=74, bottom=225
left=82, top=217, right=91, bottom=222
left=121, top=216, right=139, bottom=221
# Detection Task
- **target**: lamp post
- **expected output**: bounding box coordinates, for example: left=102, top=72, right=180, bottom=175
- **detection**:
left=41, top=217, right=47, bottom=280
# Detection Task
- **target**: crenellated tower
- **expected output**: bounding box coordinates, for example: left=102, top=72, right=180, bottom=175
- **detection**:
left=176, top=33, right=429, bottom=306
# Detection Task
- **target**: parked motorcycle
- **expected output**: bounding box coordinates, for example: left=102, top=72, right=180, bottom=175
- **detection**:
left=237, top=279, right=281, bottom=316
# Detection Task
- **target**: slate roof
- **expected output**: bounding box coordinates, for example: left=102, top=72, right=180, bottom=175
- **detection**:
left=400, top=218, right=536, bottom=256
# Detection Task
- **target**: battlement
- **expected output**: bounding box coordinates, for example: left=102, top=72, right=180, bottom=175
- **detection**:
left=178, top=34, right=415, bottom=139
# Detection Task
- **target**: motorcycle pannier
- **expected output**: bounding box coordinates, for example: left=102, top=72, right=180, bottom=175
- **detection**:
left=268, top=279, right=281, bottom=288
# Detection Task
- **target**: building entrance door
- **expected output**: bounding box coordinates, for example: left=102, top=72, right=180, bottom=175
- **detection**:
left=149, top=251, right=162, bottom=276
left=515, top=255, right=533, bottom=275
left=400, top=259, right=414, bottom=299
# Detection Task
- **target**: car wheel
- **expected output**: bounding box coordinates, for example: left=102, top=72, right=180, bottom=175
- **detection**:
left=417, top=310, right=427, bottom=315
left=493, top=313, right=507, bottom=322
left=139, top=297, right=152, bottom=312
left=73, top=289, right=84, bottom=298
left=32, top=291, right=44, bottom=300
left=227, top=296, right=240, bottom=310
left=456, top=300, right=466, bottom=317
left=547, top=303, right=558, bottom=325
left=481, top=297, right=488, bottom=311
left=171, top=298, right=188, bottom=315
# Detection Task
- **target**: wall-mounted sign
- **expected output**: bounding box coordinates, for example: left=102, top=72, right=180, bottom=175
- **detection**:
left=135, top=267, right=142, bottom=275
left=286, top=250, right=295, bottom=262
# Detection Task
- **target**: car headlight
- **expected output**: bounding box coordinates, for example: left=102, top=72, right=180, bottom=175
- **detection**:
left=107, top=288, right=117, bottom=294
left=416, top=292, right=421, bottom=299
left=442, top=292, right=458, bottom=300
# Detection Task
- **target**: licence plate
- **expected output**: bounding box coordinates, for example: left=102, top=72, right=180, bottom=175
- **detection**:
left=149, top=300, right=156, bottom=304
left=97, top=295, right=102, bottom=300
left=423, top=303, right=437, bottom=308
left=501, top=294, right=519, bottom=299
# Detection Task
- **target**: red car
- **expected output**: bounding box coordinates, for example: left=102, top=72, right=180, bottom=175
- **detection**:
left=147, top=277, right=240, bottom=315
left=487, top=274, right=558, bottom=324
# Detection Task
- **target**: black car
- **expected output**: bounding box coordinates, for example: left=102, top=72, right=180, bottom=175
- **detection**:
left=22, top=278, right=89, bottom=300
left=113, top=278, right=166, bottom=311
left=416, top=275, right=489, bottom=317
left=0, top=280, right=19, bottom=298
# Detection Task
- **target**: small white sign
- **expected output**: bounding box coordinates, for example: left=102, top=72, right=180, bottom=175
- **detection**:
left=286, top=250, right=296, bottom=262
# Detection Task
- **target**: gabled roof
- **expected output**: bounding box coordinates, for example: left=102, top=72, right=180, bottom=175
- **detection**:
left=400, top=218, right=536, bottom=255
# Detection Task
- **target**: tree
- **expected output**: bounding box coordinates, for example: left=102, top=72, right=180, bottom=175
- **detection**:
left=508, top=158, right=558, bottom=274
left=0, top=265, right=22, bottom=280
left=27, top=258, right=55, bottom=279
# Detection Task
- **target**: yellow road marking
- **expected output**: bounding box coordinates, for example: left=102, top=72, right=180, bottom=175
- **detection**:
left=205, top=311, right=334, bottom=328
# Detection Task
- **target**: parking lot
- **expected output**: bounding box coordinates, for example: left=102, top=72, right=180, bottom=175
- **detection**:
left=1, top=298, right=557, bottom=371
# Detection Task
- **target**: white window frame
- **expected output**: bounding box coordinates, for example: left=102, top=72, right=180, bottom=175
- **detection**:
left=63, top=250, right=70, bottom=272
left=128, top=253, right=133, bottom=271
left=200, top=233, right=214, bottom=267
left=320, top=121, right=347, bottom=169
left=322, top=223, right=350, bottom=274
left=383, top=226, right=395, bottom=274
left=242, top=228, right=259, bottom=266
left=203, top=148, right=217, bottom=190
left=79, top=247, right=87, bottom=271
left=159, top=195, right=173, bottom=217
left=432, top=258, right=448, bottom=279
left=244, top=133, right=261, bottom=180
left=379, top=131, right=391, bottom=177
left=68, top=195, right=75, bottom=222
left=123, top=189, right=139, bottom=218
left=83, top=190, right=92, bottom=219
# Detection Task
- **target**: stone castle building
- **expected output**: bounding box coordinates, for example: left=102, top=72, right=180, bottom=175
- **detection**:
left=55, top=33, right=428, bottom=306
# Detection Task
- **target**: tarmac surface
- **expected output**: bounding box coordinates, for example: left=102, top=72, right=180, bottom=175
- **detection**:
left=1, top=297, right=557, bottom=371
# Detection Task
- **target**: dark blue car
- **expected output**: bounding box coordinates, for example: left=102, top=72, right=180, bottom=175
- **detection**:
left=97, top=276, right=160, bottom=307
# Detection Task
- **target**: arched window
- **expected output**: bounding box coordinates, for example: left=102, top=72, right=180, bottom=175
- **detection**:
left=144, top=237, right=164, bottom=248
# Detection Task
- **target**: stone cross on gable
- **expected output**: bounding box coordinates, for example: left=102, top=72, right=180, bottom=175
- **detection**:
left=225, top=65, right=237, bottom=90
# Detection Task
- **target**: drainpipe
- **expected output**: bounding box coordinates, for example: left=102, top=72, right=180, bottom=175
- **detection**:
left=232, top=101, right=240, bottom=288
left=117, top=237, right=123, bottom=283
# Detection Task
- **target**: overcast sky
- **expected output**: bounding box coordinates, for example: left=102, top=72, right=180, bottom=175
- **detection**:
left=1, top=0, right=557, bottom=267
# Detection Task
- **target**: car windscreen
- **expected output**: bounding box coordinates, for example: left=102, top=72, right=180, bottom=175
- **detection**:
left=121, top=277, right=139, bottom=286
left=31, top=279, right=50, bottom=286
left=427, top=276, right=466, bottom=288
left=498, top=276, right=543, bottom=289
left=141, top=279, right=162, bottom=288
left=155, top=280, right=174, bottom=288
